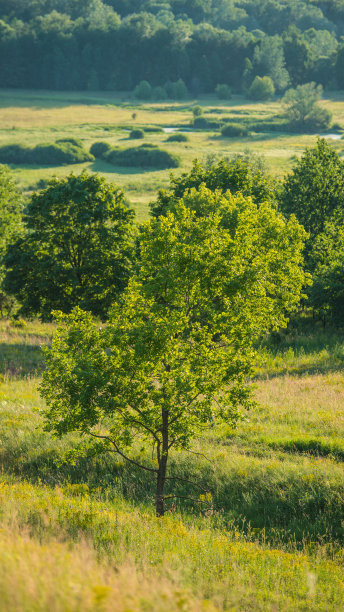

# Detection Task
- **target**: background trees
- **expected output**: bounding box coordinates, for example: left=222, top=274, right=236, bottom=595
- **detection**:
left=4, top=172, right=135, bottom=320
left=41, top=185, right=307, bottom=516
left=0, top=0, right=344, bottom=92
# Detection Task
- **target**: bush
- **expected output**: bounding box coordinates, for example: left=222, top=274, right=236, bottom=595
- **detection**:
left=221, top=123, right=248, bottom=137
left=193, top=117, right=223, bottom=129
left=56, top=138, right=83, bottom=148
left=0, top=141, right=94, bottom=165
left=89, top=141, right=112, bottom=159
left=164, top=79, right=189, bottom=100
left=133, top=80, right=152, bottom=100
left=192, top=105, right=203, bottom=118
left=129, top=129, right=144, bottom=139
left=105, top=145, right=180, bottom=169
left=166, top=133, right=189, bottom=142
left=248, top=76, right=275, bottom=101
left=152, top=86, right=167, bottom=100
left=215, top=84, right=232, bottom=100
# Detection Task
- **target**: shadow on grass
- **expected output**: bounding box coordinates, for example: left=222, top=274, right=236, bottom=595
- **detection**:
left=0, top=343, right=45, bottom=378
left=90, top=160, right=168, bottom=175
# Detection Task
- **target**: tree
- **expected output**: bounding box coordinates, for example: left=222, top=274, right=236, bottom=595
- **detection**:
left=252, top=35, right=290, bottom=92
left=279, top=138, right=344, bottom=253
left=41, top=185, right=308, bottom=517
left=133, top=80, right=152, bottom=100
left=308, top=211, right=344, bottom=324
left=215, top=83, right=232, bottom=99
left=4, top=172, right=135, bottom=320
left=282, top=82, right=332, bottom=131
left=150, top=157, right=277, bottom=218
left=192, top=105, right=203, bottom=118
left=0, top=165, right=22, bottom=316
left=248, top=75, right=275, bottom=100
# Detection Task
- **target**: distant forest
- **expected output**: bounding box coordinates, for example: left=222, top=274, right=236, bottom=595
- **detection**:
left=1, top=0, right=344, bottom=93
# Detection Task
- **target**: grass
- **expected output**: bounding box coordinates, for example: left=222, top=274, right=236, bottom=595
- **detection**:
left=2, top=88, right=344, bottom=221
left=0, top=319, right=344, bottom=609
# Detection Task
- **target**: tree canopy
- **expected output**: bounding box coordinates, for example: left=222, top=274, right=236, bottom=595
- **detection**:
left=4, top=171, right=136, bottom=319
left=41, top=185, right=308, bottom=516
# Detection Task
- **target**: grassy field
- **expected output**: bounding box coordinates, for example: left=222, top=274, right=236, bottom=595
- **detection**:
left=1, top=89, right=344, bottom=610
left=1, top=88, right=344, bottom=221
left=0, top=319, right=344, bottom=610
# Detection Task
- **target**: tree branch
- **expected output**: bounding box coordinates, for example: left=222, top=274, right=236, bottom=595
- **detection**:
left=89, top=432, right=158, bottom=474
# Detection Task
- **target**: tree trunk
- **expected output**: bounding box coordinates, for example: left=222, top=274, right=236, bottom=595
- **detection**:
left=155, top=407, right=169, bottom=517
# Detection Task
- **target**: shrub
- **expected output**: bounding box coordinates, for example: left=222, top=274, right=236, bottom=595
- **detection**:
left=89, top=141, right=112, bottom=158
left=152, top=86, right=167, bottom=100
left=164, top=79, right=189, bottom=100
left=166, top=133, right=189, bottom=142
left=105, top=145, right=180, bottom=169
left=56, top=138, right=83, bottom=148
left=215, top=84, right=232, bottom=100
left=133, top=80, right=152, bottom=100
left=0, top=141, right=94, bottom=165
left=221, top=123, right=248, bottom=137
left=193, top=117, right=223, bottom=129
left=129, top=129, right=144, bottom=139
left=248, top=76, right=275, bottom=101
left=192, top=105, right=203, bottom=118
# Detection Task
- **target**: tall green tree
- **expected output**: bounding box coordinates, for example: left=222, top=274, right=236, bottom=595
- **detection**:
left=281, top=82, right=332, bottom=131
left=4, top=171, right=135, bottom=319
left=280, top=138, right=344, bottom=253
left=41, top=185, right=308, bottom=516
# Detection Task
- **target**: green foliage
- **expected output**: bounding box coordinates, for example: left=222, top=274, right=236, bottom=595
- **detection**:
left=215, top=83, right=232, bottom=99
left=192, top=105, right=203, bottom=118
left=192, top=116, right=223, bottom=129
left=105, top=144, right=180, bottom=169
left=166, top=133, right=189, bottom=142
left=0, top=141, right=94, bottom=165
left=133, top=80, right=152, bottom=100
left=41, top=185, right=307, bottom=515
left=129, top=128, right=144, bottom=139
left=151, top=156, right=277, bottom=218
left=280, top=139, right=344, bottom=243
left=282, top=82, right=332, bottom=131
left=248, top=76, right=275, bottom=101
left=3, top=171, right=136, bottom=320
left=221, top=122, right=248, bottom=137
left=89, top=141, right=112, bottom=158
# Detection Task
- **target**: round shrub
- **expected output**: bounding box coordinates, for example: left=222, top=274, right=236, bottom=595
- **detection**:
left=248, top=76, right=275, bottom=101
left=90, top=141, right=112, bottom=159
left=130, top=129, right=145, bottom=139
left=133, top=80, right=152, bottom=100
left=193, top=117, right=223, bottom=129
left=221, top=123, right=248, bottom=137
left=105, top=145, right=180, bottom=169
left=215, top=84, right=232, bottom=100
left=192, top=105, right=203, bottom=118
left=166, top=133, right=189, bottom=142
left=0, top=141, right=94, bottom=165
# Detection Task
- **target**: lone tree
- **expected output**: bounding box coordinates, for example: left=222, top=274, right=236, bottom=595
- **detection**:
left=41, top=186, right=308, bottom=516
left=4, top=171, right=135, bottom=320
left=282, top=82, right=332, bottom=131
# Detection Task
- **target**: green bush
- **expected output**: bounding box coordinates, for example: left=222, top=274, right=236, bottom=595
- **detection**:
left=221, top=123, right=248, bottom=137
left=0, top=141, right=94, bottom=165
left=105, top=145, right=180, bottom=169
left=193, top=117, right=223, bottom=129
left=248, top=76, right=275, bottom=101
left=89, top=141, right=112, bottom=158
left=152, top=85, right=167, bottom=100
left=192, top=105, right=203, bottom=118
left=166, top=133, right=189, bottom=142
left=215, top=84, right=232, bottom=100
left=129, top=128, right=144, bottom=139
left=133, top=80, right=152, bottom=100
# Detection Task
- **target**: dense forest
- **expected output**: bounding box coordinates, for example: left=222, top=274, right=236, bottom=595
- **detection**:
left=1, top=0, right=344, bottom=93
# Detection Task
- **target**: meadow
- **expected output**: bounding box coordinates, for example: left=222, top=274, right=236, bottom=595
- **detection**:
left=1, top=88, right=344, bottom=222
left=1, top=89, right=344, bottom=610
left=0, top=317, right=344, bottom=611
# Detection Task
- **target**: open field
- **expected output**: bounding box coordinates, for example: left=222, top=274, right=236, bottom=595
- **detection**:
left=1, top=88, right=344, bottom=221
left=0, top=320, right=344, bottom=610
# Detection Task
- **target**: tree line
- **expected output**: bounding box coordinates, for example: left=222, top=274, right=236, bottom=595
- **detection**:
left=1, top=0, right=344, bottom=93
